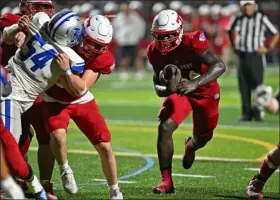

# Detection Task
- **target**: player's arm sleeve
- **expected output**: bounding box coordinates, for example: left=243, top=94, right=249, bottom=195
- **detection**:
left=193, top=49, right=226, bottom=87
left=2, top=24, right=20, bottom=45
left=86, top=51, right=115, bottom=75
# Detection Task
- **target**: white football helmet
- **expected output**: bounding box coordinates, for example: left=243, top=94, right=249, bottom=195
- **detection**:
left=19, top=0, right=54, bottom=17
left=151, top=9, right=184, bottom=54
left=80, top=15, right=113, bottom=58
left=48, top=10, right=84, bottom=47
left=253, top=85, right=273, bottom=110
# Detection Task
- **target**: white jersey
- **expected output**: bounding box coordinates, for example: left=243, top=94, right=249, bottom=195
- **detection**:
left=2, top=12, right=85, bottom=106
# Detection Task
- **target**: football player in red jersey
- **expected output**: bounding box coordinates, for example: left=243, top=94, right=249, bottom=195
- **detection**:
left=246, top=144, right=280, bottom=199
left=40, top=15, right=123, bottom=199
left=0, top=1, right=57, bottom=199
left=246, top=86, right=280, bottom=199
left=146, top=9, right=226, bottom=194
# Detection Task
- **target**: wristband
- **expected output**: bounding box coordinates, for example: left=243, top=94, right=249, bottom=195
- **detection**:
left=64, top=67, right=72, bottom=75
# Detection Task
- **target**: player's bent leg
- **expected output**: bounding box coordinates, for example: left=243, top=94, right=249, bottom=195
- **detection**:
left=1, top=124, right=48, bottom=200
left=45, top=102, right=77, bottom=195
left=184, top=90, right=220, bottom=169
left=37, top=143, right=56, bottom=200
left=246, top=145, right=280, bottom=199
left=94, top=142, right=123, bottom=200
left=153, top=94, right=191, bottom=194
left=153, top=118, right=178, bottom=194
left=72, top=99, right=123, bottom=199
left=0, top=142, right=25, bottom=199
left=50, top=128, right=78, bottom=195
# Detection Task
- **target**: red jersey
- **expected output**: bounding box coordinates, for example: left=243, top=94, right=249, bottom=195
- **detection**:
left=147, top=31, right=218, bottom=94
left=0, top=13, right=21, bottom=66
left=45, top=50, right=115, bottom=102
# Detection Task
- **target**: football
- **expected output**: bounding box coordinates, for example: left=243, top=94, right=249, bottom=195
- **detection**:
left=163, top=64, right=179, bottom=79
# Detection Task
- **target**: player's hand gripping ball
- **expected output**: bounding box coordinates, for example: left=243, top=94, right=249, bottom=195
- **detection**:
left=159, top=64, right=181, bottom=92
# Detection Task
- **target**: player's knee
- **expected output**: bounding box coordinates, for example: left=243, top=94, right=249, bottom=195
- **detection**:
left=95, top=142, right=113, bottom=157
left=192, top=131, right=213, bottom=150
left=50, top=129, right=66, bottom=141
left=268, top=147, right=280, bottom=167
left=158, top=119, right=177, bottom=138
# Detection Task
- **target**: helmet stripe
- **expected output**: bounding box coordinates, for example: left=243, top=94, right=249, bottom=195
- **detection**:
left=51, top=13, right=79, bottom=42
left=48, top=10, right=73, bottom=32
left=49, top=10, right=72, bottom=32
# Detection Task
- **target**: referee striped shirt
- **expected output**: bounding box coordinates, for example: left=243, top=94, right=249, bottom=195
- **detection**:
left=226, top=11, right=279, bottom=53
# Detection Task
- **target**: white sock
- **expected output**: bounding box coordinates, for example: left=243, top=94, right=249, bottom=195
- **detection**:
left=1, top=175, right=25, bottom=199
left=27, top=175, right=43, bottom=194
left=59, top=160, right=70, bottom=172
left=108, top=183, right=119, bottom=191
left=1, top=175, right=16, bottom=190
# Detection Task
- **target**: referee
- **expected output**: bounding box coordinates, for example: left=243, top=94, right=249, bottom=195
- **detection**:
left=226, top=0, right=279, bottom=122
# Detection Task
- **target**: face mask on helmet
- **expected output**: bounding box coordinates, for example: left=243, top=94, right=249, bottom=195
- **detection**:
left=152, top=28, right=182, bottom=54
left=80, top=35, right=109, bottom=58
left=19, top=0, right=54, bottom=17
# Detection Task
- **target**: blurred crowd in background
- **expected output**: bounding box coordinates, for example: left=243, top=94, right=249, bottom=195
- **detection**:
left=1, top=0, right=279, bottom=81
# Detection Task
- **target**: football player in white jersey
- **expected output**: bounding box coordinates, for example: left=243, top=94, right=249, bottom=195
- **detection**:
left=1, top=10, right=85, bottom=143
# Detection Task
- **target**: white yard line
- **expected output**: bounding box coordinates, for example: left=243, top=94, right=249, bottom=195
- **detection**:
left=28, top=147, right=258, bottom=163
left=93, top=179, right=137, bottom=184
left=172, top=173, right=215, bottom=178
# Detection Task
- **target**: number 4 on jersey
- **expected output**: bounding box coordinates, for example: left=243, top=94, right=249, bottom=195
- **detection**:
left=23, top=33, right=57, bottom=72
left=30, top=49, right=56, bottom=72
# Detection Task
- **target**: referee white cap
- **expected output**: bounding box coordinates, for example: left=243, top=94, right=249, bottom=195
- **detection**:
left=240, top=1, right=256, bottom=6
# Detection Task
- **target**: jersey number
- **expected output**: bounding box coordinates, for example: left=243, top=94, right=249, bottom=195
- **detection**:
left=23, top=33, right=56, bottom=72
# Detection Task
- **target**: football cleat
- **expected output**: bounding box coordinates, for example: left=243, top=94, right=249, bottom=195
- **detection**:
left=60, top=167, right=78, bottom=195
left=109, top=189, right=123, bottom=200
left=34, top=189, right=48, bottom=200
left=152, top=182, right=175, bottom=194
left=182, top=137, right=195, bottom=169
left=42, top=181, right=58, bottom=200
left=245, top=176, right=265, bottom=199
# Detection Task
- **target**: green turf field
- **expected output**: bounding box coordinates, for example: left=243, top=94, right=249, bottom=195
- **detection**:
left=29, top=66, right=279, bottom=199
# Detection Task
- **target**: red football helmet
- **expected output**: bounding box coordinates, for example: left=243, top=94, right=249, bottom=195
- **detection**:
left=19, top=0, right=54, bottom=17
left=79, top=15, right=113, bottom=58
left=151, top=9, right=184, bottom=55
